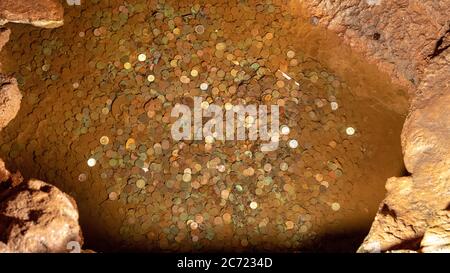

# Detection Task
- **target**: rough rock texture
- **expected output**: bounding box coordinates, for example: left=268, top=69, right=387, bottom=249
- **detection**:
left=0, top=159, right=83, bottom=253
left=0, top=74, right=22, bottom=131
left=358, top=50, right=450, bottom=253
left=300, top=0, right=450, bottom=89
left=1, top=27, right=21, bottom=130
left=0, top=0, right=64, bottom=28
left=299, top=0, right=450, bottom=252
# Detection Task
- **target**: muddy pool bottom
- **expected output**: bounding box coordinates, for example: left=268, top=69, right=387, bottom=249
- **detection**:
left=0, top=0, right=409, bottom=252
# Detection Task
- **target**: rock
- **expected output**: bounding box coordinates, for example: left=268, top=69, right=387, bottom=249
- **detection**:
left=299, top=0, right=450, bottom=89
left=0, top=74, right=22, bottom=131
left=0, top=178, right=83, bottom=253
left=0, top=0, right=64, bottom=28
left=358, top=50, right=450, bottom=253
left=299, top=0, right=450, bottom=253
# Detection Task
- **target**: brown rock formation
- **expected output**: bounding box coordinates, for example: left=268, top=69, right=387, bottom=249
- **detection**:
left=0, top=159, right=83, bottom=253
left=0, top=0, right=64, bottom=28
left=0, top=0, right=83, bottom=253
left=0, top=74, right=22, bottom=131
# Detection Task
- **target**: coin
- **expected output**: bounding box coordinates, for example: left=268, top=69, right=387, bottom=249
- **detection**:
left=124, top=62, right=132, bottom=70
left=285, top=221, right=294, bottom=229
left=286, top=50, right=295, bottom=59
left=250, top=201, right=258, bottom=210
left=78, top=173, right=87, bottom=182
left=136, top=179, right=146, bottom=189
left=109, top=192, right=118, bottom=201
left=331, top=202, right=341, bottom=211
left=280, top=125, right=290, bottom=135
left=87, top=158, right=96, bottom=167
left=221, top=189, right=230, bottom=199
left=200, top=82, right=209, bottom=91
left=190, top=69, right=199, bottom=77
left=223, top=213, right=232, bottom=223
left=215, top=42, right=226, bottom=51
left=195, top=25, right=205, bottom=34
left=138, top=53, right=147, bottom=62
left=330, top=102, right=339, bottom=111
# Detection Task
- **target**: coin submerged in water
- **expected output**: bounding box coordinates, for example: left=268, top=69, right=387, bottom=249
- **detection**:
left=138, top=53, right=147, bottom=62
left=109, top=192, right=118, bottom=201
left=346, top=127, right=356, bottom=136
left=195, top=25, right=205, bottom=34
left=200, top=82, right=208, bottom=91
left=100, top=136, right=109, bottom=145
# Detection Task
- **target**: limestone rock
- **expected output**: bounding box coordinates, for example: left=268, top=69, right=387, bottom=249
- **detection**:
left=299, top=0, right=450, bottom=89
left=0, top=27, right=10, bottom=53
left=0, top=74, right=22, bottom=131
left=0, top=178, right=83, bottom=253
left=0, top=0, right=64, bottom=28
left=420, top=211, right=450, bottom=253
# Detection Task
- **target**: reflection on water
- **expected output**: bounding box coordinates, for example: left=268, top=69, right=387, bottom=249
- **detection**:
left=0, top=0, right=408, bottom=252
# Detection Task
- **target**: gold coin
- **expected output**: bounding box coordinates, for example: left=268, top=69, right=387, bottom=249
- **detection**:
left=100, top=136, right=109, bottom=145
left=285, top=221, right=295, bottom=230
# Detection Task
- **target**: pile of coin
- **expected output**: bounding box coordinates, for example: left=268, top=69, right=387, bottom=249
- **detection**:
left=0, top=0, right=404, bottom=252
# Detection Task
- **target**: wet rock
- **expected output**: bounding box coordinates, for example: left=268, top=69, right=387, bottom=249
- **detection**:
left=0, top=177, right=83, bottom=253
left=0, top=0, right=64, bottom=28
left=0, top=74, right=22, bottom=131
left=420, top=211, right=450, bottom=253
